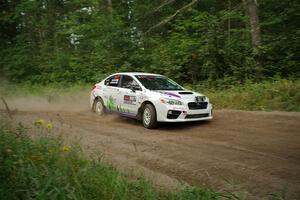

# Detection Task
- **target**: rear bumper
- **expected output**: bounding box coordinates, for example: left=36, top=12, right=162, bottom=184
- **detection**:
left=156, top=103, right=213, bottom=122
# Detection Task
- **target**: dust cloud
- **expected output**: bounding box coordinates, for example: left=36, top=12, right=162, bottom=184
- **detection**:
left=0, top=89, right=90, bottom=112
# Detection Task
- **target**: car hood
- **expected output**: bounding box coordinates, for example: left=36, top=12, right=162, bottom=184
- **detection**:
left=154, top=90, right=204, bottom=100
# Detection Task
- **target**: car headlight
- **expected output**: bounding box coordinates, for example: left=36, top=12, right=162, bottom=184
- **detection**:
left=202, top=96, right=209, bottom=102
left=196, top=96, right=209, bottom=102
left=160, top=98, right=183, bottom=106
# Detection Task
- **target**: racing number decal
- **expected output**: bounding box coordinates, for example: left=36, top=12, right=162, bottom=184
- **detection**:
left=124, top=95, right=136, bottom=105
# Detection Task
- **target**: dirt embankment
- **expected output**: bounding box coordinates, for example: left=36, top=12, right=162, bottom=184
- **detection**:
left=1, top=94, right=300, bottom=199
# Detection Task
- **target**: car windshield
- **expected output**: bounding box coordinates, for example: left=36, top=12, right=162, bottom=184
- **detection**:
left=135, top=75, right=183, bottom=90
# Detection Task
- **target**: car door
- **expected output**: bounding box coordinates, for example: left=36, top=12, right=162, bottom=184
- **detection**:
left=119, top=75, right=142, bottom=116
left=103, top=74, right=121, bottom=111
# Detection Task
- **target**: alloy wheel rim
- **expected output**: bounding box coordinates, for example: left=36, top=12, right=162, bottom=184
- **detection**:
left=143, top=108, right=151, bottom=125
left=96, top=101, right=103, bottom=114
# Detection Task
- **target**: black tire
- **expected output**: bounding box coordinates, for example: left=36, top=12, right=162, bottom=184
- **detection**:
left=142, top=104, right=157, bottom=129
left=93, top=98, right=105, bottom=116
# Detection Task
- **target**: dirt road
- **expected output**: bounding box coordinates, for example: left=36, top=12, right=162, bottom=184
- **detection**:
left=1, top=106, right=300, bottom=199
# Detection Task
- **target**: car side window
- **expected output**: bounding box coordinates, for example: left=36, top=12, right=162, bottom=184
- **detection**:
left=105, top=75, right=121, bottom=87
left=121, top=75, right=141, bottom=90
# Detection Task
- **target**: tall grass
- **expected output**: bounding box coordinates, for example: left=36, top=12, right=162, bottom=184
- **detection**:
left=0, top=121, right=236, bottom=200
left=194, top=79, right=300, bottom=112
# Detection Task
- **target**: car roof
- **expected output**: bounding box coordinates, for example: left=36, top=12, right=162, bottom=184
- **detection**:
left=111, top=72, right=164, bottom=76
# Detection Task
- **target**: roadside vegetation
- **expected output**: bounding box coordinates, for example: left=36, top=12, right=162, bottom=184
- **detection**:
left=0, top=120, right=238, bottom=200
left=193, top=79, right=300, bottom=112
left=1, top=78, right=299, bottom=112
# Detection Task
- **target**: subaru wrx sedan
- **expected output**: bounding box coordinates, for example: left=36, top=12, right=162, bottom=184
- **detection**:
left=90, top=72, right=213, bottom=128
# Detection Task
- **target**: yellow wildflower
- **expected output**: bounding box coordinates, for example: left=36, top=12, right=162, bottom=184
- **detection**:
left=63, top=145, right=71, bottom=152
left=46, top=123, right=53, bottom=130
left=34, top=119, right=45, bottom=126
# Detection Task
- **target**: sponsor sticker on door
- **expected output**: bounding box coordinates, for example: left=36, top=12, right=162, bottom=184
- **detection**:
left=124, top=95, right=136, bottom=105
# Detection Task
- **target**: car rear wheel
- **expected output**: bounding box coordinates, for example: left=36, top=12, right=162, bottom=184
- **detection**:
left=94, top=98, right=105, bottom=115
left=142, top=104, right=157, bottom=129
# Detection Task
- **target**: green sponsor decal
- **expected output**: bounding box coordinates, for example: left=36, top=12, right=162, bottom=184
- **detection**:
left=107, top=96, right=133, bottom=114
left=107, top=96, right=117, bottom=110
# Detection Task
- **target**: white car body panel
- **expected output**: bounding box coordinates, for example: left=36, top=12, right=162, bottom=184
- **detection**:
left=90, top=72, right=213, bottom=122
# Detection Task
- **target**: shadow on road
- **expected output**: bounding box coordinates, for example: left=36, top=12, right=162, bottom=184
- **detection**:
left=158, top=120, right=212, bottom=131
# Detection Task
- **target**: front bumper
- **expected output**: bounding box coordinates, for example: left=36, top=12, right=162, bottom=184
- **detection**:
left=156, top=102, right=213, bottom=122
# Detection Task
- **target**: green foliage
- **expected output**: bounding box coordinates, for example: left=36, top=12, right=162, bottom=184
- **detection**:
left=0, top=121, right=234, bottom=200
left=259, top=0, right=300, bottom=78
left=193, top=79, right=300, bottom=112
left=149, top=9, right=256, bottom=84
left=0, top=0, right=299, bottom=85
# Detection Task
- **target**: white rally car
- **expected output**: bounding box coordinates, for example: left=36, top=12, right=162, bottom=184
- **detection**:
left=90, top=72, right=213, bottom=128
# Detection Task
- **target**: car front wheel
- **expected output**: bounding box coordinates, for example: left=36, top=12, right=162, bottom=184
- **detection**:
left=142, top=104, right=157, bottom=129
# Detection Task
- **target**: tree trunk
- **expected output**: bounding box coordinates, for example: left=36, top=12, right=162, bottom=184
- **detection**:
left=243, top=0, right=261, bottom=48
left=107, top=0, right=112, bottom=13
left=227, top=0, right=231, bottom=44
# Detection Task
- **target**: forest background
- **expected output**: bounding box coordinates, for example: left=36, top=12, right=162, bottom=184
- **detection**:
left=0, top=0, right=299, bottom=111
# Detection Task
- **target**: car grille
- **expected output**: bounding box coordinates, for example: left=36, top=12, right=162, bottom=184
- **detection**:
left=185, top=113, right=209, bottom=119
left=188, top=102, right=208, bottom=110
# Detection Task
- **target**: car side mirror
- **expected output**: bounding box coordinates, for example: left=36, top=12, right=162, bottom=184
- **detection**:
left=130, top=85, right=141, bottom=92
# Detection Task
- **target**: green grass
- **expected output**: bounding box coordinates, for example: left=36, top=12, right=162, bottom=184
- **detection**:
left=192, top=79, right=300, bottom=112
left=0, top=121, right=238, bottom=200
